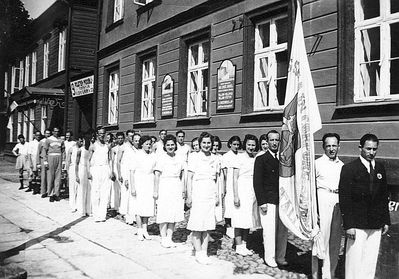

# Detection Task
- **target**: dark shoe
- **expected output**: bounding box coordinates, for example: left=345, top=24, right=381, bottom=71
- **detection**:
left=18, top=186, right=24, bottom=190
left=49, top=196, right=55, bottom=202
left=277, top=260, right=288, bottom=266
left=53, top=196, right=60, bottom=202
left=41, top=194, right=48, bottom=198
left=33, top=190, right=40, bottom=195
left=25, top=188, right=32, bottom=192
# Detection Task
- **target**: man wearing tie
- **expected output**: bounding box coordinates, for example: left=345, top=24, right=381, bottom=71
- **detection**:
left=339, top=133, right=390, bottom=279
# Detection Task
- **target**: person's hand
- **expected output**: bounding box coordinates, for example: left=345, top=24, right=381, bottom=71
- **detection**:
left=221, top=190, right=226, bottom=199
left=182, top=191, right=186, bottom=199
left=382, top=225, right=389, bottom=235
left=186, top=196, right=192, bottom=208
left=215, top=196, right=220, bottom=207
left=119, top=175, right=123, bottom=183
left=130, top=187, right=136, bottom=196
left=37, top=164, right=41, bottom=170
left=88, top=173, right=92, bottom=180
left=153, top=192, right=158, bottom=200
left=234, top=196, right=240, bottom=207
left=260, top=204, right=268, bottom=215
left=76, top=177, right=80, bottom=184
left=109, top=173, right=115, bottom=181
left=44, top=162, right=49, bottom=169
left=124, top=180, right=129, bottom=189
left=346, top=228, right=356, bottom=240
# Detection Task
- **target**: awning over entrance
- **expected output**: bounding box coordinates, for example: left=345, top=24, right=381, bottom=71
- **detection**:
left=10, top=86, right=64, bottom=103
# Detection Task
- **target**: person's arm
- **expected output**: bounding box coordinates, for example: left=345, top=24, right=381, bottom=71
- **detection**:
left=186, top=171, right=194, bottom=207
left=338, top=164, right=355, bottom=239
left=380, top=166, right=391, bottom=234
left=12, top=144, right=19, bottom=156
left=117, top=147, right=124, bottom=182
left=75, top=149, right=81, bottom=184
left=129, top=169, right=136, bottom=196
left=253, top=156, right=268, bottom=208
left=154, top=170, right=161, bottom=200
left=36, top=142, right=42, bottom=169
left=87, top=145, right=95, bottom=180
left=43, top=139, right=50, bottom=168
left=233, top=168, right=240, bottom=207
left=66, top=147, right=72, bottom=170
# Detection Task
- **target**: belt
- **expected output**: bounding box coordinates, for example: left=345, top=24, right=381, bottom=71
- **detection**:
left=48, top=153, right=61, bottom=156
left=318, top=187, right=339, bottom=194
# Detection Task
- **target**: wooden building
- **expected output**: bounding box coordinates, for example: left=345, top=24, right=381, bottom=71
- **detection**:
left=3, top=0, right=98, bottom=152
left=96, top=0, right=399, bottom=186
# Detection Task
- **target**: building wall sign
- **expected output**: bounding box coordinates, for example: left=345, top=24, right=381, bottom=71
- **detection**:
left=216, top=60, right=236, bottom=111
left=161, top=74, right=174, bottom=117
left=70, top=75, right=94, bottom=98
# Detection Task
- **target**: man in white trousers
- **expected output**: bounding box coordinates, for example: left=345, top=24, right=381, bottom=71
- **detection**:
left=253, top=130, right=288, bottom=268
left=88, top=127, right=113, bottom=222
left=339, top=134, right=390, bottom=279
left=314, top=133, right=344, bottom=279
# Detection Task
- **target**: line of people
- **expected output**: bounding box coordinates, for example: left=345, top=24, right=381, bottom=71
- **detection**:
left=12, top=128, right=390, bottom=278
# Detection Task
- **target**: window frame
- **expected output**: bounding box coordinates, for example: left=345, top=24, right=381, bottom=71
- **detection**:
left=41, top=105, right=48, bottom=134
left=23, top=109, right=28, bottom=140
left=25, top=55, right=30, bottom=86
left=43, top=41, right=49, bottom=79
left=107, top=69, right=120, bottom=126
left=58, top=29, right=66, bottom=72
left=17, top=111, right=22, bottom=137
left=4, top=72, right=8, bottom=97
left=140, top=57, right=156, bottom=121
left=31, top=51, right=37, bottom=84
left=113, top=0, right=124, bottom=23
left=8, top=114, right=13, bottom=142
left=29, top=108, right=35, bottom=141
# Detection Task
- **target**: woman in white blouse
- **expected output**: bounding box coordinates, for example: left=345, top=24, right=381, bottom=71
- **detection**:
left=232, top=134, right=260, bottom=256
left=130, top=135, right=156, bottom=241
left=154, top=134, right=185, bottom=248
left=186, top=132, right=219, bottom=264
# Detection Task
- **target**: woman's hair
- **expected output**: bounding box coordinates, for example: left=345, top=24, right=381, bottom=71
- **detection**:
left=81, top=132, right=91, bottom=150
left=227, top=135, right=242, bottom=149
left=17, top=134, right=25, bottom=140
left=212, top=135, right=222, bottom=150
left=259, top=134, right=268, bottom=144
left=243, top=134, right=259, bottom=152
left=162, top=134, right=177, bottom=152
left=191, top=137, right=199, bottom=149
left=198, top=132, right=214, bottom=147
left=138, top=135, right=152, bottom=149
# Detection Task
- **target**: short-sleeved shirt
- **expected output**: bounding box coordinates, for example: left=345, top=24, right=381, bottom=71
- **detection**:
left=187, top=151, right=219, bottom=181
left=28, top=139, right=39, bottom=156
left=221, top=150, right=239, bottom=169
left=13, top=143, right=29, bottom=156
left=176, top=143, right=191, bottom=163
left=131, top=150, right=156, bottom=174
left=233, top=152, right=255, bottom=178
left=315, top=154, right=344, bottom=191
left=155, top=153, right=184, bottom=178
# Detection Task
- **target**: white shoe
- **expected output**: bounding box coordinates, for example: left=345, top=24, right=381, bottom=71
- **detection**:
left=167, top=238, right=177, bottom=247
left=143, top=230, right=151, bottom=240
left=195, top=251, right=211, bottom=265
left=161, top=238, right=171, bottom=248
left=226, top=227, right=234, bottom=239
left=235, top=244, right=252, bottom=256
left=137, top=229, right=144, bottom=241
left=265, top=258, right=278, bottom=268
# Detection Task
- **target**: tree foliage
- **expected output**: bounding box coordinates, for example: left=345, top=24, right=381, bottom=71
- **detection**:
left=0, top=0, right=32, bottom=66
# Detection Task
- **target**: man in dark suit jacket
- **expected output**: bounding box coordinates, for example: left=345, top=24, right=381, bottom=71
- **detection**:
left=339, top=133, right=390, bottom=279
left=253, top=130, right=287, bottom=268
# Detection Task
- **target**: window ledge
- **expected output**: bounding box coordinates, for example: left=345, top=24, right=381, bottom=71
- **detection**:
left=136, top=0, right=162, bottom=15
left=105, top=19, right=124, bottom=33
left=133, top=120, right=156, bottom=128
left=333, top=101, right=399, bottom=120
left=102, top=124, right=119, bottom=130
left=240, top=110, right=283, bottom=123
left=176, top=116, right=210, bottom=126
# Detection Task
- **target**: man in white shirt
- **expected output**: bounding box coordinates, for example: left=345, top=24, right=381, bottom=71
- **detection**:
left=154, top=129, right=167, bottom=155
left=175, top=130, right=191, bottom=163
left=12, top=134, right=30, bottom=190
left=314, top=133, right=344, bottom=279
left=28, top=131, right=42, bottom=194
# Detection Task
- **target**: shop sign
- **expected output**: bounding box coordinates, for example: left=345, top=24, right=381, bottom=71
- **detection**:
left=70, top=75, right=94, bottom=98
left=216, top=60, right=236, bottom=111
left=161, top=75, right=174, bottom=117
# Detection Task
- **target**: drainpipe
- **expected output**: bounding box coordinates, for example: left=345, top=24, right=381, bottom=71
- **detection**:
left=63, top=2, right=73, bottom=134
left=93, top=0, right=102, bottom=129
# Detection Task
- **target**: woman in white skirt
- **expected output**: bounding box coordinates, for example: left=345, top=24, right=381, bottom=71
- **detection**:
left=75, top=134, right=91, bottom=217
left=221, top=136, right=242, bottom=238
left=66, top=139, right=79, bottom=212
left=154, top=134, right=185, bottom=248
left=232, top=134, right=260, bottom=256
left=130, top=135, right=156, bottom=241
left=186, top=132, right=219, bottom=265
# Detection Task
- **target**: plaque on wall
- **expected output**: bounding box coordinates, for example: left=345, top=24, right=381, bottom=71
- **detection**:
left=216, top=60, right=236, bottom=111
left=161, top=75, right=174, bottom=117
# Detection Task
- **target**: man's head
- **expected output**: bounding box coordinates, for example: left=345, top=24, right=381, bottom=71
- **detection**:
left=133, top=133, right=141, bottom=149
left=52, top=127, right=60, bottom=138
left=266, top=130, right=280, bottom=153
left=322, top=133, right=340, bottom=160
left=159, top=129, right=167, bottom=140
left=116, top=132, right=125, bottom=145
left=97, top=127, right=105, bottom=142
left=126, top=129, right=134, bottom=144
left=17, top=134, right=25, bottom=144
left=44, top=129, right=51, bottom=138
left=359, top=133, right=379, bottom=162
left=65, top=130, right=73, bottom=141
left=34, top=131, right=42, bottom=141
left=176, top=130, right=185, bottom=145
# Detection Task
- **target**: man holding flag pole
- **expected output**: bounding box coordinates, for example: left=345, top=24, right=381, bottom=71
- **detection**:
left=278, top=0, right=324, bottom=275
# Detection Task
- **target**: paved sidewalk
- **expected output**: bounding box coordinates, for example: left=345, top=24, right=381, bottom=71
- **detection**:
left=0, top=178, right=273, bottom=279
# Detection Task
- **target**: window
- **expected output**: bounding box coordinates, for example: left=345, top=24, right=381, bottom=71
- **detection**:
left=4, top=72, right=8, bottom=97
left=8, top=115, right=13, bottom=142
left=11, top=61, right=23, bottom=93
left=43, top=41, right=49, bottom=79
left=108, top=70, right=119, bottom=125
left=25, top=55, right=30, bottom=86
left=254, top=15, right=288, bottom=110
left=141, top=58, right=156, bottom=120
left=58, top=29, right=66, bottom=71
left=41, top=105, right=47, bottom=134
left=29, top=108, right=35, bottom=141
left=23, top=109, right=28, bottom=139
left=113, top=0, right=124, bottom=22
left=17, top=111, right=22, bottom=137
left=354, top=0, right=399, bottom=102
left=187, top=40, right=210, bottom=116
left=31, top=51, right=37, bottom=84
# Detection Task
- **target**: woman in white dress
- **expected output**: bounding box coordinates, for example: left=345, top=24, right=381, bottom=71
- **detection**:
left=211, top=135, right=223, bottom=223
left=232, top=134, right=260, bottom=256
left=221, top=136, right=242, bottom=238
left=130, top=135, right=156, bottom=241
left=186, top=132, right=219, bottom=264
left=66, top=139, right=79, bottom=212
left=75, top=134, right=91, bottom=217
left=256, top=134, right=268, bottom=158
left=154, top=135, right=185, bottom=248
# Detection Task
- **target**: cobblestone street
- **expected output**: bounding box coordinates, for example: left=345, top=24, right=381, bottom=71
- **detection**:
left=0, top=162, right=317, bottom=278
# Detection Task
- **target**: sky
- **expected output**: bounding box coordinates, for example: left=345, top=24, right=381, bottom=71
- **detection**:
left=22, top=0, right=56, bottom=19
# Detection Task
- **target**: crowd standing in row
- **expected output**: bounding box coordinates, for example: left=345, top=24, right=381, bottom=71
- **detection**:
left=12, top=127, right=390, bottom=279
